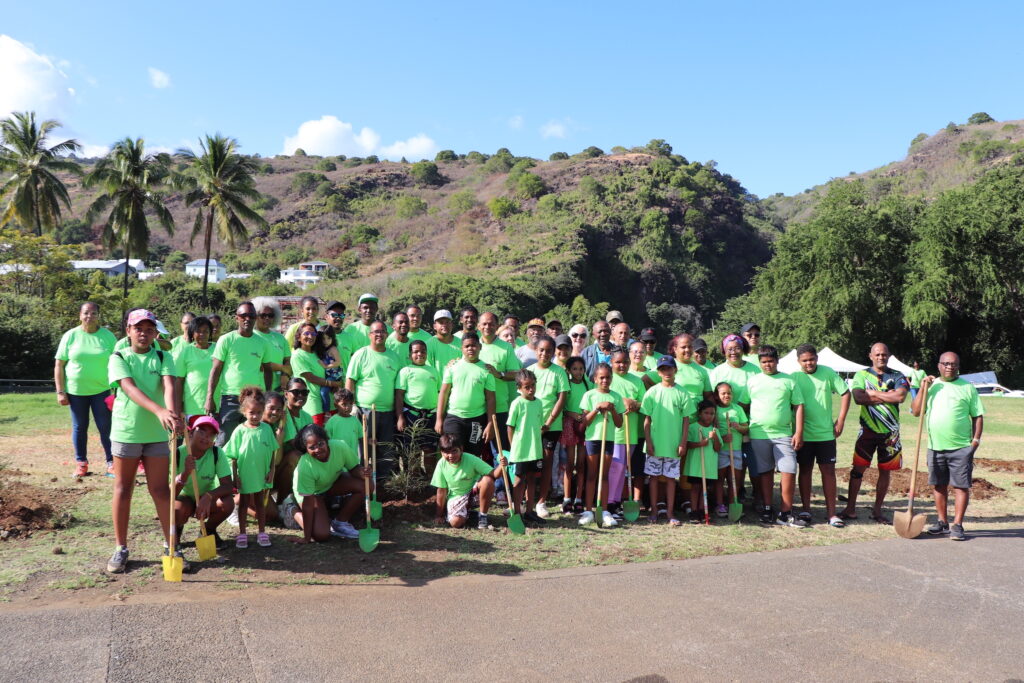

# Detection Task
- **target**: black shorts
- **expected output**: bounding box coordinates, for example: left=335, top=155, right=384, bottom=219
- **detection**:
left=542, top=431, right=562, bottom=450
left=443, top=414, right=487, bottom=457
left=403, top=407, right=438, bottom=450
left=797, top=440, right=837, bottom=467
left=629, top=443, right=646, bottom=481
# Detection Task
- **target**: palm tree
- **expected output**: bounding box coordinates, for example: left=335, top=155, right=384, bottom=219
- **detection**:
left=176, top=134, right=267, bottom=306
left=84, top=138, right=175, bottom=300
left=0, top=111, right=82, bottom=235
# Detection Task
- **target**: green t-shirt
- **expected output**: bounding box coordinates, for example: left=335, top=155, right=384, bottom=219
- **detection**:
left=683, top=422, right=719, bottom=480
left=114, top=336, right=130, bottom=352
left=910, top=368, right=926, bottom=389
left=442, top=359, right=496, bottom=418
left=790, top=365, right=848, bottom=442
left=611, top=372, right=644, bottom=445
left=642, top=352, right=665, bottom=372
left=282, top=409, right=313, bottom=450
left=715, top=404, right=748, bottom=453
left=223, top=422, right=277, bottom=494
left=396, top=363, right=441, bottom=410
left=170, top=335, right=189, bottom=353
left=580, top=388, right=624, bottom=442
left=697, top=360, right=717, bottom=373
left=640, top=383, right=693, bottom=460
left=709, top=361, right=760, bottom=405
left=108, top=347, right=176, bottom=444
left=385, top=333, right=412, bottom=368
left=177, top=444, right=231, bottom=500
left=742, top=353, right=761, bottom=368
left=532, top=363, right=570, bottom=431
left=409, top=328, right=433, bottom=345
left=674, top=361, right=712, bottom=415
left=851, top=368, right=909, bottom=435
left=254, top=329, right=289, bottom=389
left=56, top=326, right=117, bottom=396
left=345, top=346, right=401, bottom=411
left=426, top=336, right=461, bottom=376
left=507, top=395, right=544, bottom=463
left=212, top=331, right=270, bottom=395
left=325, top=413, right=363, bottom=451
left=292, top=439, right=358, bottom=505
left=341, top=321, right=392, bottom=355
left=925, top=377, right=984, bottom=451
left=290, top=348, right=327, bottom=416
left=174, top=344, right=222, bottom=416
left=747, top=371, right=804, bottom=440
left=430, top=453, right=493, bottom=499
left=478, top=338, right=521, bottom=413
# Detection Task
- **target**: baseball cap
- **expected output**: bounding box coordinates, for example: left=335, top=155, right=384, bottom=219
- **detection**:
left=433, top=309, right=453, bottom=321
left=155, top=319, right=169, bottom=336
left=325, top=300, right=345, bottom=312
left=188, top=415, right=221, bottom=434
left=126, top=309, right=157, bottom=327
left=606, top=310, right=624, bottom=323
left=639, top=327, right=657, bottom=342
left=527, top=317, right=546, bottom=329
left=656, top=356, right=677, bottom=370
left=554, top=334, right=571, bottom=348
left=358, top=293, right=379, bottom=305
left=547, top=319, right=562, bottom=327
left=693, top=337, right=709, bottom=352
left=740, top=322, right=760, bottom=334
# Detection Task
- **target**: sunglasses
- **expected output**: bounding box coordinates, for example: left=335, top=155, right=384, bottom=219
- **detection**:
left=258, top=313, right=274, bottom=318
left=328, top=312, right=346, bottom=319
left=287, top=390, right=310, bottom=396
left=571, top=333, right=587, bottom=338
left=236, top=312, right=255, bottom=319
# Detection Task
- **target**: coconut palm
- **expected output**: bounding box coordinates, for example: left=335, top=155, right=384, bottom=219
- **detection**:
left=176, top=134, right=267, bottom=306
left=0, top=111, right=82, bottom=235
left=84, top=138, right=175, bottom=300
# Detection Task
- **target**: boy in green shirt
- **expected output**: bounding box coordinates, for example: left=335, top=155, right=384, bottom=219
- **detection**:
left=431, top=433, right=502, bottom=529
left=507, top=369, right=545, bottom=526
left=641, top=357, right=694, bottom=526
left=326, top=388, right=362, bottom=451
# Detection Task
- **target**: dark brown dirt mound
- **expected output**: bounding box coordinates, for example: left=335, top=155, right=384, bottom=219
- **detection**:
left=974, top=458, right=1024, bottom=474
left=0, top=480, right=85, bottom=539
left=837, top=467, right=1005, bottom=500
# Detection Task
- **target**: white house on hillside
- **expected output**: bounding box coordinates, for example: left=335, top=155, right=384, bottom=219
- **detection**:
left=299, top=260, right=330, bottom=273
left=71, top=259, right=146, bottom=276
left=185, top=259, right=227, bottom=283
left=278, top=268, right=322, bottom=289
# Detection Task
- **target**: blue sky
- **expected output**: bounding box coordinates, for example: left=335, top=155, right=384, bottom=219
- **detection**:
left=4, top=1, right=1024, bottom=196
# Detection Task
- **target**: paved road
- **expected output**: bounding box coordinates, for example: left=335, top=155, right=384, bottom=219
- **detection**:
left=3, top=530, right=1023, bottom=682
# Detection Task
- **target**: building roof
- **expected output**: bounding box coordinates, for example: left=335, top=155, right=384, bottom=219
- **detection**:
left=185, top=259, right=225, bottom=267
left=71, top=259, right=145, bottom=271
left=300, top=260, right=330, bottom=266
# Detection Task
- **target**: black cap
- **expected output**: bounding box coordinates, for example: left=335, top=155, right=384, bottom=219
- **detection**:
left=326, top=300, right=345, bottom=312
left=554, top=334, right=571, bottom=348
left=639, top=327, right=657, bottom=342
left=693, top=337, right=708, bottom=352
left=740, top=322, right=760, bottom=334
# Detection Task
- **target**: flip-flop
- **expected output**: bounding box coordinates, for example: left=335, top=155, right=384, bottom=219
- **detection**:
left=668, top=518, right=683, bottom=527
left=829, top=516, right=845, bottom=528
left=870, top=513, right=891, bottom=525
left=648, top=513, right=659, bottom=524
left=838, top=511, right=858, bottom=521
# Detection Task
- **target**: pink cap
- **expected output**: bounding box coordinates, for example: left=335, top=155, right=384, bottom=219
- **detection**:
left=126, top=309, right=157, bottom=327
left=189, top=415, right=221, bottom=434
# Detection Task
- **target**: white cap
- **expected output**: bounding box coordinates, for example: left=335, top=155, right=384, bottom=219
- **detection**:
left=433, top=309, right=453, bottom=321
left=155, top=319, right=169, bottom=336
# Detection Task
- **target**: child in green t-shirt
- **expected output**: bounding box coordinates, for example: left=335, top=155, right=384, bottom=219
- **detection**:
left=223, top=387, right=277, bottom=549
left=259, top=391, right=287, bottom=521
left=714, top=381, right=749, bottom=518
left=431, top=432, right=502, bottom=529
left=578, top=363, right=624, bottom=527
left=507, top=369, right=545, bottom=526
left=560, top=356, right=591, bottom=514
left=173, top=416, right=234, bottom=550
left=684, top=401, right=722, bottom=523
left=641, top=356, right=693, bottom=526
left=326, top=388, right=362, bottom=452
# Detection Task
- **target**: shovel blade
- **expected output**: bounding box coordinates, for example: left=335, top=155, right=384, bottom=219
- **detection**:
left=195, top=534, right=217, bottom=562
left=370, top=500, right=383, bottom=521
left=728, top=502, right=744, bottom=523
left=358, top=528, right=380, bottom=553
left=893, top=511, right=927, bottom=539
left=595, top=506, right=604, bottom=527
left=622, top=501, right=641, bottom=522
left=507, top=513, right=526, bottom=535
left=162, top=555, right=183, bottom=582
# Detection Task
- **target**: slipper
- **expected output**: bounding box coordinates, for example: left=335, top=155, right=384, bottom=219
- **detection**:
left=235, top=534, right=249, bottom=549
left=648, top=513, right=660, bottom=524
left=870, top=513, right=891, bottom=525
left=838, top=511, right=858, bottom=521
left=829, top=516, right=845, bottom=528
left=797, top=511, right=813, bottom=523
left=257, top=532, right=271, bottom=547
left=668, top=518, right=683, bottom=527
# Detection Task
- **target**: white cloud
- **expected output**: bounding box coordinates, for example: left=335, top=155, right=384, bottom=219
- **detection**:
left=79, top=143, right=109, bottom=158
left=148, top=67, right=170, bottom=89
left=282, top=115, right=438, bottom=161
left=508, top=115, right=524, bottom=130
left=540, top=119, right=568, bottom=139
left=0, top=34, right=74, bottom=119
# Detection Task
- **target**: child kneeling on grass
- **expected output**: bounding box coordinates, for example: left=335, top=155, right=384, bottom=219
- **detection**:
left=173, top=416, right=235, bottom=556
left=684, top=400, right=722, bottom=523
left=431, top=432, right=501, bottom=529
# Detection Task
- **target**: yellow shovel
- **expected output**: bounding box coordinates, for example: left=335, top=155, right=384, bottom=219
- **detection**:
left=184, top=426, right=218, bottom=562
left=162, top=431, right=184, bottom=582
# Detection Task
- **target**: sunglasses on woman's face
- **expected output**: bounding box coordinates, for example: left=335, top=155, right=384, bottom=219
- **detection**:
left=287, top=390, right=310, bottom=396
left=258, top=313, right=274, bottom=318
left=571, top=333, right=586, bottom=338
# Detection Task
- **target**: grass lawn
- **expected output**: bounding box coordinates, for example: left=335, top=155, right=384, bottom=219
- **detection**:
left=0, top=392, right=1021, bottom=604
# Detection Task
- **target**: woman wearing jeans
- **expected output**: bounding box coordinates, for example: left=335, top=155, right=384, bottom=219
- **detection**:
left=54, top=302, right=117, bottom=478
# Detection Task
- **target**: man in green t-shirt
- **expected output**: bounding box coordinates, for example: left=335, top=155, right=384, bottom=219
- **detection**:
left=436, top=332, right=496, bottom=459
left=431, top=432, right=502, bottom=529
left=342, top=293, right=392, bottom=355
left=792, top=344, right=850, bottom=527
left=477, top=312, right=522, bottom=459
left=385, top=312, right=412, bottom=367
left=911, top=352, right=984, bottom=541
left=454, top=305, right=479, bottom=340
left=344, top=320, right=402, bottom=479
left=427, top=309, right=461, bottom=374
left=405, top=305, right=433, bottom=344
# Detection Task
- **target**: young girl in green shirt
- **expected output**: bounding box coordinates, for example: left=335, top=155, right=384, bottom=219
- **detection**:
left=223, top=386, right=277, bottom=548
left=559, top=356, right=591, bottom=514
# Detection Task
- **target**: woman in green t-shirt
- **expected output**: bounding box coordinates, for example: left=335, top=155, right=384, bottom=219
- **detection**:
left=291, top=322, right=342, bottom=426
left=173, top=316, right=221, bottom=419
left=54, top=301, right=117, bottom=478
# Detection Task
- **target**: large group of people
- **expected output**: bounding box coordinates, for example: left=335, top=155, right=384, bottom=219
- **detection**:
left=51, top=296, right=986, bottom=573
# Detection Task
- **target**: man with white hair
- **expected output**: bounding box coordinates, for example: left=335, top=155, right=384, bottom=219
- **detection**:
left=251, top=296, right=291, bottom=391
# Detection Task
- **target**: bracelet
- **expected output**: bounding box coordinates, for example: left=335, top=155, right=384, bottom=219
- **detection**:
left=57, top=390, right=67, bottom=395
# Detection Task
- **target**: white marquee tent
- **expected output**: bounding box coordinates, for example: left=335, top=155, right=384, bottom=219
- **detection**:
left=777, top=347, right=868, bottom=375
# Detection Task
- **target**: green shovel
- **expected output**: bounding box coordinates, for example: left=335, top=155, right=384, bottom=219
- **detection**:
left=491, top=415, right=525, bottom=534
left=358, top=412, right=379, bottom=553
left=369, top=405, right=383, bottom=521
left=621, top=412, right=640, bottom=522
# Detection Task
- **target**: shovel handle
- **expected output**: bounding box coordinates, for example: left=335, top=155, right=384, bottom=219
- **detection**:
left=183, top=428, right=209, bottom=538
left=624, top=411, right=633, bottom=486
left=361, top=412, right=371, bottom=514
left=699, top=427, right=710, bottom=524
left=490, top=415, right=515, bottom=503
left=907, top=381, right=930, bottom=510
left=168, top=431, right=177, bottom=552
left=596, top=414, right=608, bottom=508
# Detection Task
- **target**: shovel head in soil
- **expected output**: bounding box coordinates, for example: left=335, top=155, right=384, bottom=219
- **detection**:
left=370, top=500, right=383, bottom=521
left=359, top=526, right=380, bottom=553
left=622, top=500, right=640, bottom=522
left=195, top=533, right=217, bottom=562
left=893, top=510, right=926, bottom=539
left=162, top=554, right=183, bottom=582
left=507, top=511, right=526, bottom=535
left=728, top=501, right=743, bottom=522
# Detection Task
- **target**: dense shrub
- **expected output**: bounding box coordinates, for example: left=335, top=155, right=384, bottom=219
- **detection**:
left=487, top=196, right=519, bottom=218
left=395, top=195, right=428, bottom=218
left=447, top=190, right=477, bottom=216
left=434, top=150, right=457, bottom=162
left=410, top=161, right=443, bottom=186
left=315, top=159, right=337, bottom=172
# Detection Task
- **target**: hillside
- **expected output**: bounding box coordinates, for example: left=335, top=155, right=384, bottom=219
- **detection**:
left=58, top=144, right=781, bottom=331
left=763, top=114, right=1024, bottom=224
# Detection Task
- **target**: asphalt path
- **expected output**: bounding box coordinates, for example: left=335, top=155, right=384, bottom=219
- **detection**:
left=2, top=529, right=1022, bottom=682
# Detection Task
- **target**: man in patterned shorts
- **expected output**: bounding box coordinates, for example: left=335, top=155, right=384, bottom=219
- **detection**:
left=841, top=342, right=909, bottom=524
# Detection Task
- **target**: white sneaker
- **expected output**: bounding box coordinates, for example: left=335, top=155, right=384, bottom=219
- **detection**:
left=601, top=510, right=618, bottom=527
left=330, top=520, right=360, bottom=539
left=578, top=510, right=595, bottom=526
left=534, top=502, right=550, bottom=519
left=226, top=508, right=239, bottom=527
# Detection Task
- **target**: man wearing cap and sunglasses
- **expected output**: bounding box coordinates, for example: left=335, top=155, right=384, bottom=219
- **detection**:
left=741, top=323, right=762, bottom=367
left=342, top=293, right=391, bottom=355
left=639, top=328, right=664, bottom=372
left=515, top=318, right=547, bottom=369
left=323, top=300, right=347, bottom=334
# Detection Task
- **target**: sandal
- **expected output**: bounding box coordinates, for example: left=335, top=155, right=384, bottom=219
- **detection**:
left=235, top=534, right=249, bottom=549
left=829, top=515, right=845, bottom=528
left=870, top=512, right=891, bottom=525
left=648, top=513, right=660, bottom=524
left=668, top=517, right=683, bottom=527
left=797, top=511, right=813, bottom=523
left=257, top=532, right=271, bottom=547
left=838, top=511, right=858, bottom=521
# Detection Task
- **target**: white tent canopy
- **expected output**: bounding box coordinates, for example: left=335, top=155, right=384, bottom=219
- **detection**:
left=778, top=349, right=799, bottom=374
left=887, top=356, right=914, bottom=376
left=777, top=347, right=867, bottom=375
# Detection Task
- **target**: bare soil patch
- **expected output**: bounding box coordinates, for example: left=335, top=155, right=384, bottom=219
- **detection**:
left=974, top=458, right=1024, bottom=474
left=837, top=467, right=1005, bottom=500
left=0, top=474, right=85, bottom=540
